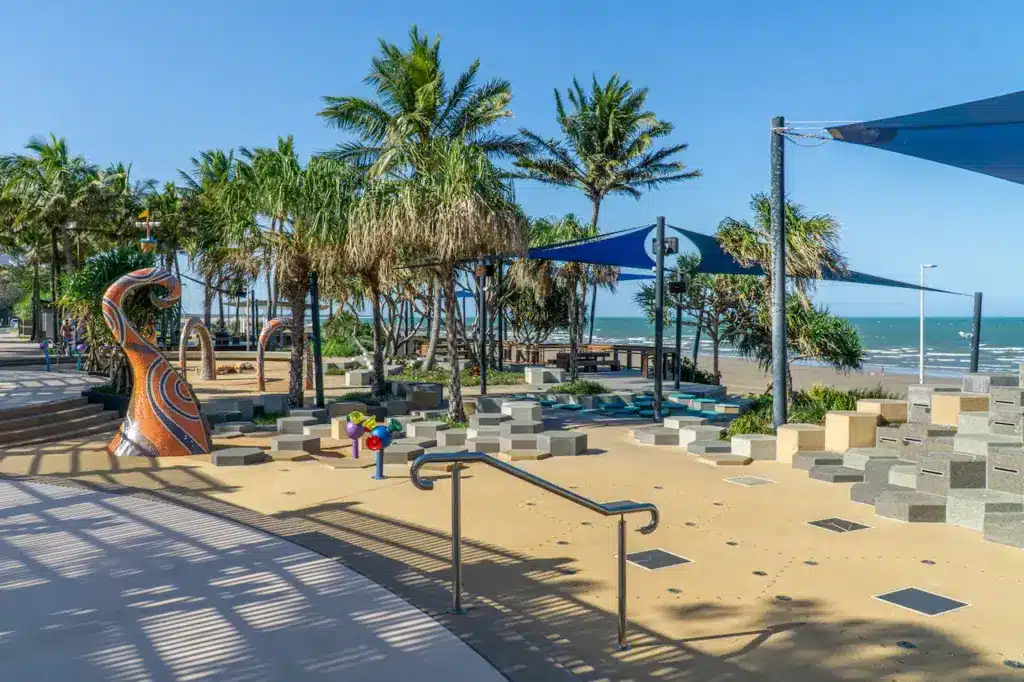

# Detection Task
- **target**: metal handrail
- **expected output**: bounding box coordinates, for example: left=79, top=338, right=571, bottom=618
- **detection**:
left=409, top=451, right=660, bottom=651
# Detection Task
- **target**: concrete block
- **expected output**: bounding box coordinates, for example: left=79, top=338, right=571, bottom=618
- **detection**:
left=328, top=401, right=369, bottom=418
left=990, top=387, right=1024, bottom=410
left=987, top=448, right=1024, bottom=495
left=792, top=451, right=843, bottom=470
left=380, top=443, right=424, bottom=465
left=855, top=398, right=907, bottom=425
left=382, top=399, right=410, bottom=416
left=962, top=371, right=1019, bottom=393
left=497, top=450, right=552, bottom=462
left=206, top=409, right=243, bottom=426
left=907, top=403, right=931, bottom=425
left=499, top=420, right=544, bottom=436
left=824, top=411, right=878, bottom=453
left=714, top=403, right=742, bottom=414
left=688, top=441, right=732, bottom=455
left=875, top=425, right=904, bottom=451
left=213, top=421, right=258, bottom=437
left=679, top=425, right=725, bottom=447
left=366, top=406, right=388, bottom=422
left=596, top=394, right=627, bottom=408
left=525, top=366, right=566, bottom=384
left=269, top=434, right=320, bottom=454
left=989, top=408, right=1024, bottom=438
left=664, top=415, right=707, bottom=429
left=843, top=447, right=901, bottom=472
left=959, top=411, right=990, bottom=434
left=875, top=490, right=947, bottom=523
left=953, top=432, right=1022, bottom=457
left=499, top=434, right=539, bottom=452
left=947, top=489, right=1024, bottom=531
left=344, top=370, right=373, bottom=387
left=851, top=481, right=911, bottom=505
left=474, top=396, right=505, bottom=414
left=258, top=394, right=290, bottom=416
left=303, top=424, right=332, bottom=438
left=776, top=424, right=825, bottom=463
left=983, top=511, right=1024, bottom=548
left=212, top=447, right=267, bottom=466
left=860, top=455, right=907, bottom=485
left=730, top=434, right=777, bottom=460
left=888, top=464, right=918, bottom=489
left=291, top=408, right=328, bottom=423
left=930, top=392, right=988, bottom=427
left=633, top=426, right=680, bottom=446
left=537, top=430, right=587, bottom=456
left=570, top=395, right=598, bottom=409
left=385, top=364, right=404, bottom=376
left=916, top=452, right=987, bottom=496
left=407, top=384, right=443, bottom=410
left=465, top=436, right=501, bottom=453
left=808, top=465, right=865, bottom=483
left=407, top=420, right=449, bottom=439
left=501, top=401, right=542, bottom=421
left=470, top=413, right=511, bottom=428
left=229, top=399, right=255, bottom=421
left=277, top=416, right=318, bottom=434
left=437, top=429, right=468, bottom=448
left=698, top=453, right=753, bottom=466
left=395, top=436, right=437, bottom=449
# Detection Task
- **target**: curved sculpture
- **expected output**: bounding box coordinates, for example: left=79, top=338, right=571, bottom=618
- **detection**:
left=103, top=268, right=212, bottom=458
left=178, top=317, right=216, bottom=381
left=257, top=317, right=316, bottom=393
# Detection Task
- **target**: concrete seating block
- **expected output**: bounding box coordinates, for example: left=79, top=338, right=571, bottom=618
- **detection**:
left=907, top=384, right=958, bottom=408
left=383, top=399, right=410, bottom=416
left=412, top=409, right=447, bottom=420
left=258, top=394, right=290, bottom=415
left=328, top=401, right=369, bottom=418
left=776, top=424, right=825, bottom=463
left=860, top=456, right=907, bottom=485
left=842, top=447, right=901, bottom=472
left=229, top=399, right=255, bottom=421
left=988, top=409, right=1024, bottom=438
left=474, top=396, right=506, bottom=414
left=277, top=416, right=319, bottom=434
left=291, top=408, right=328, bottom=423
left=633, top=426, right=679, bottom=446
left=855, top=398, right=907, bottom=425
left=958, top=411, right=990, bottom=434
left=698, top=453, right=752, bottom=466
left=808, top=465, right=865, bottom=483
left=537, top=430, right=587, bottom=456
left=947, top=489, right=1024, bottom=531
left=888, top=464, right=918, bottom=489
left=212, top=447, right=267, bottom=466
left=688, top=441, right=732, bottom=455
left=395, top=436, right=437, bottom=449
left=205, top=409, right=243, bottom=426
left=407, top=420, right=449, bottom=439
left=526, top=366, right=566, bottom=384
left=467, top=425, right=501, bottom=439
left=213, top=421, right=258, bottom=437
left=991, top=386, right=1024, bottom=410
left=499, top=434, right=539, bottom=452
left=303, top=424, right=332, bottom=438
left=792, top=451, right=843, bottom=470
left=466, top=436, right=501, bottom=454
left=330, top=417, right=352, bottom=441
left=916, top=452, right=987, bottom=496
left=596, top=394, right=627, bottom=408
left=344, top=369, right=373, bottom=387
left=850, top=481, right=910, bottom=506
left=497, top=450, right=552, bottom=462
left=731, top=434, right=776, bottom=460
left=408, top=384, right=443, bottom=410
left=824, top=411, right=878, bottom=453
left=953, top=432, right=1022, bottom=457
left=875, top=490, right=947, bottom=523
left=499, top=420, right=544, bottom=436
left=907, top=403, right=931, bottom=425
left=679, top=425, right=725, bottom=447
left=988, top=449, right=1024, bottom=495
left=437, top=429, right=468, bottom=448
left=984, top=511, right=1024, bottom=548
left=380, top=443, right=425, bottom=465
left=664, top=415, right=707, bottom=429
left=875, top=425, right=904, bottom=451
left=470, top=413, right=511, bottom=428
left=501, top=401, right=542, bottom=422
left=962, top=371, right=1019, bottom=393
left=270, top=434, right=320, bottom=453
left=714, top=403, right=742, bottom=414
left=930, top=392, right=988, bottom=427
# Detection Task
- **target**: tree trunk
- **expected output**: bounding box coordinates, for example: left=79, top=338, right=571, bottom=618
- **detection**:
left=422, top=278, right=442, bottom=369
left=712, top=335, right=720, bottom=378
left=443, top=269, right=466, bottom=422
left=63, top=230, right=74, bottom=272
left=786, top=362, right=795, bottom=402
left=590, top=198, right=601, bottom=231
left=202, top=275, right=213, bottom=328
left=568, top=278, right=579, bottom=381
left=369, top=280, right=386, bottom=397
left=283, top=266, right=309, bottom=408
left=264, top=267, right=274, bottom=320
left=217, top=287, right=225, bottom=330
left=588, top=284, right=597, bottom=344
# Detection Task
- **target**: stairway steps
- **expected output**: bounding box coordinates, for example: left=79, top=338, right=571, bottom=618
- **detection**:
left=808, top=464, right=865, bottom=483
left=875, top=490, right=947, bottom=523
left=0, top=402, right=104, bottom=432
left=0, top=419, right=121, bottom=450
left=0, top=411, right=120, bottom=446
left=0, top=396, right=88, bottom=422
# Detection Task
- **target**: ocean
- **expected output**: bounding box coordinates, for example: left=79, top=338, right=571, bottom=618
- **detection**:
left=564, top=316, right=1024, bottom=377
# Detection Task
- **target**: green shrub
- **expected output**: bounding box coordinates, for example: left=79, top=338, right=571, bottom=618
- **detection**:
left=325, top=365, right=345, bottom=376
left=253, top=411, right=284, bottom=425
left=333, top=391, right=379, bottom=406
left=322, top=336, right=362, bottom=357
left=726, top=384, right=901, bottom=437
left=397, top=366, right=525, bottom=387
left=552, top=379, right=610, bottom=396
left=678, top=357, right=721, bottom=386
left=724, top=394, right=774, bottom=437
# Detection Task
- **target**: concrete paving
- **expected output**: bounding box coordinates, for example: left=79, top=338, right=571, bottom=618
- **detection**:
left=0, top=480, right=504, bottom=682
left=0, top=369, right=106, bottom=412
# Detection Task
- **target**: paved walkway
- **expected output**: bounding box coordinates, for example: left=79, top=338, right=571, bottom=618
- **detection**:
left=0, top=369, right=106, bottom=411
left=0, top=480, right=506, bottom=681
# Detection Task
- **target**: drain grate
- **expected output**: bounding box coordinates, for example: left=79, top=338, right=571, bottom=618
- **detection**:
left=626, top=549, right=692, bottom=571
left=875, top=587, right=969, bottom=616
left=807, top=517, right=871, bottom=533
left=726, top=476, right=776, bottom=487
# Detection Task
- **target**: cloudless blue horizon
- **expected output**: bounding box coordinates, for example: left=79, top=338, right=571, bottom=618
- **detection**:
left=3, top=0, right=1022, bottom=317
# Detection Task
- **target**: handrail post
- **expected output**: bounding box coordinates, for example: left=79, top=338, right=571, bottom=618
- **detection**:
left=617, top=515, right=629, bottom=651
left=448, top=464, right=466, bottom=615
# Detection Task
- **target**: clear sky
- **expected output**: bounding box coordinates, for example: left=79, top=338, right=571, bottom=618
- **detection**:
left=3, top=0, right=1021, bottom=317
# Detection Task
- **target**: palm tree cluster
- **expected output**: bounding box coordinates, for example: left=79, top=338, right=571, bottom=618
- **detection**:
left=0, top=25, right=701, bottom=416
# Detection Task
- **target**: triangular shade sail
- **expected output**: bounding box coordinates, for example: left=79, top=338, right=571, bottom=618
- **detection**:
left=827, top=90, right=1024, bottom=185
left=617, top=273, right=655, bottom=282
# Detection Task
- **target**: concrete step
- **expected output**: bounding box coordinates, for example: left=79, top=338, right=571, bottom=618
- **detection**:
left=983, top=511, right=1024, bottom=548
left=0, top=419, right=121, bottom=450
left=0, top=402, right=103, bottom=432
left=698, top=453, right=753, bottom=466
left=688, top=442, right=733, bottom=455
left=916, top=452, right=987, bottom=496
left=875, top=490, right=947, bottom=523
left=0, top=410, right=120, bottom=446
left=947, top=489, right=1024, bottom=531
left=860, top=456, right=910, bottom=485
left=850, top=481, right=913, bottom=506
left=953, top=433, right=1022, bottom=458
left=842, top=447, right=902, bottom=471
left=632, top=426, right=679, bottom=446
left=0, top=396, right=88, bottom=422
left=808, top=465, right=865, bottom=483
left=888, top=464, right=918, bottom=489
left=957, top=410, right=990, bottom=434
left=792, top=451, right=843, bottom=471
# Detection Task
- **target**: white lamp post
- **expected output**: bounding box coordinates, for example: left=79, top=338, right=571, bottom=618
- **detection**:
left=919, top=264, right=937, bottom=383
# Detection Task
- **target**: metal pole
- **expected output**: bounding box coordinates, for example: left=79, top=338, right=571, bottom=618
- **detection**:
left=970, top=292, right=983, bottom=373
left=588, top=285, right=598, bottom=344
left=653, top=217, right=666, bottom=421
left=497, top=262, right=504, bottom=371
left=616, top=515, right=629, bottom=651
left=770, top=115, right=787, bottom=428
left=919, top=267, right=925, bottom=384
left=674, top=270, right=683, bottom=391
left=690, top=307, right=703, bottom=382
left=479, top=268, right=488, bottom=396
left=449, top=464, right=466, bottom=615
left=310, top=272, right=325, bottom=409
left=247, top=289, right=254, bottom=351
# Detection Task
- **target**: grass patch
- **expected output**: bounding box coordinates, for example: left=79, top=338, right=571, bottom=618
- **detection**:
left=332, top=391, right=380, bottom=406
left=325, top=365, right=345, bottom=376
left=440, top=415, right=468, bottom=429
left=253, top=411, right=284, bottom=426
left=552, top=379, right=610, bottom=396
left=398, top=366, right=525, bottom=387
left=726, top=383, right=901, bottom=437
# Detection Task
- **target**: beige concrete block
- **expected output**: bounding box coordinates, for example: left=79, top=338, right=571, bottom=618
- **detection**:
left=497, top=450, right=552, bottom=462
left=824, top=411, right=878, bottom=453
left=776, top=423, right=825, bottom=463
left=855, top=398, right=908, bottom=424
left=931, top=392, right=989, bottom=427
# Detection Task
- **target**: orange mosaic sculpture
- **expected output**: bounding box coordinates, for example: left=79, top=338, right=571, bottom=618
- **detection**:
left=257, top=317, right=315, bottom=393
left=178, top=316, right=217, bottom=381
left=103, top=268, right=212, bottom=457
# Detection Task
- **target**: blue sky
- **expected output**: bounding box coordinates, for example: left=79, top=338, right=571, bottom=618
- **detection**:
left=3, top=0, right=1021, bottom=317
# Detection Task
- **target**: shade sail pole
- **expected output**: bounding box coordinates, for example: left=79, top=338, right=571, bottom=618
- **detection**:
left=653, top=216, right=666, bottom=421
left=970, top=292, right=983, bottom=373
left=770, top=116, right=788, bottom=428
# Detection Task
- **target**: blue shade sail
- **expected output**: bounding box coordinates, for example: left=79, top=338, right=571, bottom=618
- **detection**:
left=827, top=90, right=1024, bottom=185
left=616, top=273, right=655, bottom=282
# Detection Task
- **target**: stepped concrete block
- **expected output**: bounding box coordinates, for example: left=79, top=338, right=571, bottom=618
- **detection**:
left=633, top=426, right=680, bottom=446
left=825, top=411, right=878, bottom=453
left=467, top=426, right=501, bottom=439
left=380, top=443, right=425, bottom=465
left=988, top=408, right=1024, bottom=438
left=983, top=511, right=1024, bottom=548
left=851, top=481, right=912, bottom=505
left=953, top=432, right=1022, bottom=457
left=990, top=386, right=1024, bottom=410
left=330, top=417, right=351, bottom=441
left=408, top=384, right=443, bottom=410
left=907, top=404, right=931, bottom=425
left=328, top=401, right=368, bottom=418
left=570, top=396, right=598, bottom=409
left=395, top=436, right=437, bottom=449
left=688, top=441, right=733, bottom=455
left=987, top=449, right=1024, bottom=495
left=525, top=366, right=566, bottom=384
left=303, top=424, right=332, bottom=438
left=258, top=394, right=290, bottom=416
left=908, top=384, right=959, bottom=407
left=471, top=413, right=511, bottom=428
left=808, top=465, right=865, bottom=483
left=499, top=434, right=539, bottom=452
left=205, top=410, right=243, bottom=426
left=777, top=424, right=825, bottom=463
left=947, top=489, right=1024, bottom=531
left=596, top=394, right=627, bottom=408
left=226, top=399, right=255, bottom=421
left=888, top=464, right=919, bottom=489
left=474, top=396, right=505, bottom=414
left=855, top=399, right=907, bottom=425
left=382, top=399, right=410, bottom=416
left=277, top=416, right=318, bottom=435
left=344, top=370, right=373, bottom=387
left=466, top=436, right=501, bottom=453
left=538, top=430, right=587, bottom=457
left=269, top=434, right=320, bottom=453
left=412, top=409, right=447, bottom=420
left=407, top=420, right=449, bottom=439
left=875, top=425, right=904, bottom=451
left=212, top=447, right=267, bottom=466
left=679, top=425, right=725, bottom=448
left=365, top=406, right=388, bottom=422
left=731, top=434, right=777, bottom=460
left=291, top=408, right=328, bottom=423
left=436, top=429, right=468, bottom=448
left=664, top=415, right=707, bottom=429
left=916, top=452, right=987, bottom=496
left=499, top=420, right=544, bottom=436
left=213, top=421, right=258, bottom=437
left=875, top=490, right=947, bottom=522
left=963, top=371, right=1019, bottom=393
left=699, top=453, right=753, bottom=466
left=501, top=401, right=542, bottom=421
left=714, top=403, right=742, bottom=414
left=792, top=451, right=844, bottom=470
left=860, top=456, right=907, bottom=485
left=959, top=411, right=991, bottom=434
left=497, top=450, right=552, bottom=462
left=931, top=392, right=988, bottom=427
left=842, top=447, right=901, bottom=472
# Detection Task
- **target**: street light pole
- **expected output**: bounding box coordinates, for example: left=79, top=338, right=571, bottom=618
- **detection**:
left=919, top=264, right=937, bottom=384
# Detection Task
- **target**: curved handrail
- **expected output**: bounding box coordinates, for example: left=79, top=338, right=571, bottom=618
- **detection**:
left=409, top=451, right=659, bottom=534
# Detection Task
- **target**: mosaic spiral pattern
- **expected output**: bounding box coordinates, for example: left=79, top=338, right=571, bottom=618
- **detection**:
left=103, top=268, right=212, bottom=458
left=178, top=317, right=217, bottom=381
left=256, top=317, right=315, bottom=393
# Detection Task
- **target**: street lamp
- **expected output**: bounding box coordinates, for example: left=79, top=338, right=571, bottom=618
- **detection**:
left=919, top=264, right=938, bottom=383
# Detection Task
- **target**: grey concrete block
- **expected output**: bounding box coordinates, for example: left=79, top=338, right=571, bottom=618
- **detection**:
left=328, top=401, right=369, bottom=418
left=344, top=369, right=373, bottom=387
left=843, top=447, right=901, bottom=472
left=258, top=394, right=290, bottom=416
left=303, top=424, right=332, bottom=438
left=213, top=421, right=258, bottom=436
left=851, top=481, right=911, bottom=506
left=470, top=413, right=510, bottom=428
left=907, top=403, right=931, bottom=424
left=958, top=411, right=990, bottom=434
left=875, top=425, right=904, bottom=450
left=382, top=399, right=410, bottom=416
left=808, top=465, right=864, bottom=483
left=947, top=489, right=1024, bottom=531
left=269, top=434, right=320, bottom=453
left=962, top=372, right=1019, bottom=393
left=206, top=409, right=243, bottom=425
left=953, top=432, right=1022, bottom=457
left=596, top=394, right=627, bottom=408
left=436, top=429, right=468, bottom=448
left=916, top=452, right=987, bottom=496
left=465, top=436, right=501, bottom=454
left=537, top=430, right=587, bottom=456
left=989, top=408, right=1024, bottom=437
left=277, top=416, right=318, bottom=434
left=688, top=441, right=732, bottom=455
left=394, top=436, right=436, bottom=449
left=875, top=490, right=947, bottom=523
left=633, top=426, right=680, bottom=446
left=474, top=396, right=505, bottom=414
left=291, top=408, right=328, bottom=423
left=407, top=420, right=449, bottom=439
left=229, top=399, right=255, bottom=421
left=983, top=511, right=1024, bottom=548
left=407, top=384, right=443, bottom=410
left=499, top=420, right=544, bottom=436
left=664, top=415, right=707, bottom=429
left=678, top=425, right=724, bottom=446
left=888, top=464, right=918, bottom=489
left=697, top=453, right=752, bottom=466
left=380, top=443, right=424, bottom=465
left=499, top=435, right=539, bottom=452
left=792, top=451, right=843, bottom=470
left=861, top=456, right=908, bottom=485
left=990, top=386, right=1024, bottom=410
left=501, top=401, right=542, bottom=421
left=365, top=406, right=388, bottom=422
left=987, top=448, right=1024, bottom=495
left=730, top=434, right=776, bottom=460
left=467, top=426, right=500, bottom=439
left=212, top=447, right=267, bottom=466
